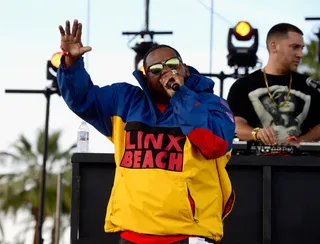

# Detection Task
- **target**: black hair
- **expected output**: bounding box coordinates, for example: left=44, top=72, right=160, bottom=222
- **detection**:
left=142, top=44, right=182, bottom=71
left=266, top=23, right=304, bottom=51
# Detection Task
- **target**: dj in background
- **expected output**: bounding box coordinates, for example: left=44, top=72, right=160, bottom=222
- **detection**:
left=227, top=23, right=320, bottom=146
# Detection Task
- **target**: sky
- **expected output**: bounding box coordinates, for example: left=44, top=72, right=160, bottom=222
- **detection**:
left=1, top=0, right=320, bottom=243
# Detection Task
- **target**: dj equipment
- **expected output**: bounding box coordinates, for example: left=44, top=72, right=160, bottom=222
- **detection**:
left=232, top=140, right=320, bottom=156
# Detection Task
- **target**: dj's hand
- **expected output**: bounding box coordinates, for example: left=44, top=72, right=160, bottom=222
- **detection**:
left=284, top=140, right=301, bottom=148
left=257, top=127, right=277, bottom=145
left=283, top=136, right=301, bottom=148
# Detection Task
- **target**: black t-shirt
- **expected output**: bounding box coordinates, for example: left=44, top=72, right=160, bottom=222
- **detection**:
left=227, top=69, right=320, bottom=142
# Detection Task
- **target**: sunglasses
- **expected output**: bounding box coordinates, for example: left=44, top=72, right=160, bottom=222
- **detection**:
left=147, top=57, right=181, bottom=75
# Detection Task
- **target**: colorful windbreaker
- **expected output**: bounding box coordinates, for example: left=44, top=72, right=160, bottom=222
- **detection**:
left=57, top=57, right=235, bottom=242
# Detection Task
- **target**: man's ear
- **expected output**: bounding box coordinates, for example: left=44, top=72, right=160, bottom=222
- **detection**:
left=269, top=41, right=277, bottom=53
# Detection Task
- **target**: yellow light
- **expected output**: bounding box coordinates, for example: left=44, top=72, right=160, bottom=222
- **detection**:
left=50, top=52, right=63, bottom=69
left=235, top=22, right=251, bottom=37
left=140, top=65, right=146, bottom=75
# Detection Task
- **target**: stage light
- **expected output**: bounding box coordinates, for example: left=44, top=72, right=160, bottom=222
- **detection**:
left=46, top=52, right=62, bottom=94
left=234, top=21, right=252, bottom=41
left=50, top=52, right=63, bottom=69
left=227, top=21, right=259, bottom=68
left=47, top=52, right=63, bottom=81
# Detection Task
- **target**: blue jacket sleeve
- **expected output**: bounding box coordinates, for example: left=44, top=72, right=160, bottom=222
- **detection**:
left=57, top=57, right=134, bottom=138
left=170, top=85, right=235, bottom=159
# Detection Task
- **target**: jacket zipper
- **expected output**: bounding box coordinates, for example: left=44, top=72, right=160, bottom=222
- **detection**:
left=187, top=186, right=199, bottom=223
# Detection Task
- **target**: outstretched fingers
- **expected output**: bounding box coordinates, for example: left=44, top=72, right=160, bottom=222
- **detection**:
left=59, top=19, right=91, bottom=57
left=75, top=23, right=82, bottom=42
left=71, top=19, right=78, bottom=37
left=65, top=20, right=71, bottom=35
left=58, top=25, right=65, bottom=36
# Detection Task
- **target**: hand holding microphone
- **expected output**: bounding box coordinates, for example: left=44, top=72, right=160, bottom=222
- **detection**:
left=160, top=69, right=184, bottom=97
left=169, top=70, right=181, bottom=91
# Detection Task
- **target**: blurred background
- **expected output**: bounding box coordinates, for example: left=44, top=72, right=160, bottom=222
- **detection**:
left=1, top=0, right=320, bottom=243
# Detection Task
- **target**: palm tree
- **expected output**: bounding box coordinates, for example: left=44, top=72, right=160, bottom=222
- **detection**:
left=300, top=39, right=320, bottom=79
left=0, top=129, right=76, bottom=244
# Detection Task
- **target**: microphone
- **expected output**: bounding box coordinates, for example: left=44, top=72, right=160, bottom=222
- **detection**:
left=306, top=77, right=320, bottom=93
left=170, top=70, right=180, bottom=91
left=171, top=82, right=180, bottom=91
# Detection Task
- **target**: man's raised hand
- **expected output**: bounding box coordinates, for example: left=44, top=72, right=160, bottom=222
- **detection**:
left=58, top=19, right=92, bottom=60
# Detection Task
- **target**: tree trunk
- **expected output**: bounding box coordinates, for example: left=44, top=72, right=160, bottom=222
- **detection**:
left=32, top=206, right=39, bottom=244
left=51, top=219, right=56, bottom=244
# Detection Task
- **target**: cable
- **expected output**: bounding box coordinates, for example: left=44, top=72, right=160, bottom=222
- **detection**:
left=196, top=0, right=267, bottom=50
left=196, top=0, right=233, bottom=26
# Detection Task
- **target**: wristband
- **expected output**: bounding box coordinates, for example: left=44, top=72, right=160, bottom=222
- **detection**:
left=286, top=136, right=302, bottom=143
left=60, top=45, right=71, bottom=57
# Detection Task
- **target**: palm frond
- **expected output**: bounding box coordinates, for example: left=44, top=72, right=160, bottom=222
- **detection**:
left=0, top=128, right=75, bottom=240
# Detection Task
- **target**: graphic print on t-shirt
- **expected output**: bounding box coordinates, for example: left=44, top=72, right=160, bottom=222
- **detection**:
left=248, top=85, right=311, bottom=143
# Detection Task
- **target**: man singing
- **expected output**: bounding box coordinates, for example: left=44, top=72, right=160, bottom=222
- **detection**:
left=57, top=19, right=236, bottom=244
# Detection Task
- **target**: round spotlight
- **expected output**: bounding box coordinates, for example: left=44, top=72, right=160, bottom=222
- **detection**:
left=234, top=21, right=252, bottom=41
left=50, top=52, right=63, bottom=69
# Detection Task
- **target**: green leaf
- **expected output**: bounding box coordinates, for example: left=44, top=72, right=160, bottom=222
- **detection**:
left=0, top=128, right=75, bottom=241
